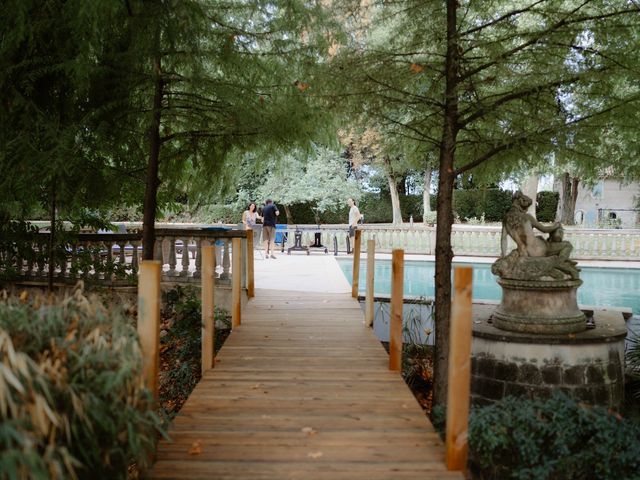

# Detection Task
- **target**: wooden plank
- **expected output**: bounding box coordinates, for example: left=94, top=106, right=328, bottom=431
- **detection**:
left=389, top=249, right=404, bottom=371
left=201, top=246, right=215, bottom=372
left=446, top=267, right=473, bottom=472
left=137, top=261, right=161, bottom=399
left=365, top=239, right=375, bottom=327
left=352, top=229, right=362, bottom=298
left=147, top=287, right=462, bottom=479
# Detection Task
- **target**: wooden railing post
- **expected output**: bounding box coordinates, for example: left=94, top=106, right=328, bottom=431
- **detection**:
left=446, top=266, right=473, bottom=472
left=246, top=229, right=255, bottom=298
left=201, top=246, right=215, bottom=372
left=365, top=239, right=375, bottom=327
left=389, top=248, right=404, bottom=371
left=351, top=229, right=362, bottom=298
left=137, top=261, right=161, bottom=399
left=232, top=237, right=242, bottom=328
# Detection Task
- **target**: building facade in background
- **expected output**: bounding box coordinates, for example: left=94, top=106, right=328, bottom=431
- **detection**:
left=571, top=179, right=639, bottom=228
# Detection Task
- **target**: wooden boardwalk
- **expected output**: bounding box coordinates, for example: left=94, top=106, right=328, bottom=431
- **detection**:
left=147, top=289, right=462, bottom=479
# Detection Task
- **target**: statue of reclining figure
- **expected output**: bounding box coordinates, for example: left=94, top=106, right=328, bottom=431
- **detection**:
left=493, top=191, right=580, bottom=280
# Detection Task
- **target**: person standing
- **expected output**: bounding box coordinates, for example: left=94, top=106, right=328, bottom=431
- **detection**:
left=347, top=197, right=362, bottom=242
left=262, top=199, right=279, bottom=259
left=242, top=202, right=262, bottom=229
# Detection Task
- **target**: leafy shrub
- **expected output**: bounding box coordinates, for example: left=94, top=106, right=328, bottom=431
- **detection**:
left=469, top=392, right=640, bottom=480
left=422, top=211, right=437, bottom=225
left=536, top=191, right=559, bottom=222
left=160, top=287, right=231, bottom=417
left=0, top=287, right=164, bottom=479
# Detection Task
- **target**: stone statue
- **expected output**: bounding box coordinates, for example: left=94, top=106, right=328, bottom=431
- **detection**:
left=490, top=191, right=586, bottom=334
left=492, top=191, right=580, bottom=281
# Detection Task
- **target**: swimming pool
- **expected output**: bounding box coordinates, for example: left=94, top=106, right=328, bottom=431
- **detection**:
left=337, top=259, right=640, bottom=315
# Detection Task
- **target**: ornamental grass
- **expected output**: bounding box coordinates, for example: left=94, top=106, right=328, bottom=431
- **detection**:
left=0, top=284, right=164, bottom=480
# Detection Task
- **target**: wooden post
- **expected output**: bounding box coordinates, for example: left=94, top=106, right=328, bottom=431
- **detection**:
left=201, top=246, right=215, bottom=372
left=232, top=237, right=242, bottom=328
left=365, top=239, right=375, bottom=327
left=246, top=229, right=255, bottom=298
left=351, top=229, right=362, bottom=298
left=137, top=261, right=161, bottom=399
left=389, top=248, right=404, bottom=371
left=446, top=267, right=473, bottom=472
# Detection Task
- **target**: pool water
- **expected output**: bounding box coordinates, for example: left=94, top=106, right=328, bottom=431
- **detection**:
left=337, top=259, right=640, bottom=315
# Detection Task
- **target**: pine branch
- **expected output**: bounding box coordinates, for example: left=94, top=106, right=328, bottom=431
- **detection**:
left=454, top=97, right=640, bottom=176
left=160, top=129, right=263, bottom=144
left=365, top=74, right=444, bottom=107
left=459, top=2, right=636, bottom=82
left=460, top=0, right=550, bottom=37
left=458, top=72, right=598, bottom=127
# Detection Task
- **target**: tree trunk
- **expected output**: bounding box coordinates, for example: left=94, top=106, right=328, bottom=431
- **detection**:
left=522, top=174, right=538, bottom=218
left=284, top=204, right=293, bottom=224
left=142, top=50, right=163, bottom=260
left=433, top=0, right=459, bottom=409
left=47, top=183, right=56, bottom=291
left=570, top=177, right=579, bottom=222
left=387, top=172, right=403, bottom=225
left=423, top=169, right=432, bottom=222
left=559, top=172, right=577, bottom=225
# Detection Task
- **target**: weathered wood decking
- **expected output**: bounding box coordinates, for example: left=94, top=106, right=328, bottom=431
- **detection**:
left=147, top=289, right=463, bottom=479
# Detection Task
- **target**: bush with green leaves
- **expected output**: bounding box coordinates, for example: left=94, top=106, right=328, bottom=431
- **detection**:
left=0, top=287, right=164, bottom=479
left=536, top=191, right=559, bottom=222
left=469, top=392, right=640, bottom=480
left=160, top=287, right=231, bottom=417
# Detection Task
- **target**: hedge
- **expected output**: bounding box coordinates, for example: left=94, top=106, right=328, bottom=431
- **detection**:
left=536, top=191, right=559, bottom=222
left=453, top=188, right=513, bottom=222
left=185, top=189, right=558, bottom=225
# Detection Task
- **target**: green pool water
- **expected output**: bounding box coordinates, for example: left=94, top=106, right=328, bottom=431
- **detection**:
left=337, top=259, right=640, bottom=315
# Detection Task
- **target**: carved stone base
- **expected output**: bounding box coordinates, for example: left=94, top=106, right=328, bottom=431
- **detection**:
left=493, top=278, right=586, bottom=334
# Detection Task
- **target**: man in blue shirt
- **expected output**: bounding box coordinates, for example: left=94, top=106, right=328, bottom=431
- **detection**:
left=262, top=199, right=279, bottom=259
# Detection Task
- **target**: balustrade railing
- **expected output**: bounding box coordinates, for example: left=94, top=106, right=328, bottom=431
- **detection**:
left=278, top=224, right=639, bottom=260
left=0, top=228, right=248, bottom=287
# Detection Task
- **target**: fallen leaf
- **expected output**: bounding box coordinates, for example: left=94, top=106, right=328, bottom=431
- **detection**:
left=410, top=63, right=424, bottom=73
left=307, top=451, right=323, bottom=459
left=188, top=441, right=202, bottom=455
left=301, top=427, right=317, bottom=436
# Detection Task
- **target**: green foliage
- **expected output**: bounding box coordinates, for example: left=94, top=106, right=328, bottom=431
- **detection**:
left=536, top=191, right=560, bottom=223
left=160, top=287, right=230, bottom=417
left=0, top=288, right=163, bottom=479
left=0, top=220, right=40, bottom=280
left=453, top=189, right=512, bottom=222
left=469, top=393, right=640, bottom=480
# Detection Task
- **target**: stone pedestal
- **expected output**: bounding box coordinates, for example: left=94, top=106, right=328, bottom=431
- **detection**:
left=471, top=304, right=626, bottom=409
left=493, top=278, right=586, bottom=334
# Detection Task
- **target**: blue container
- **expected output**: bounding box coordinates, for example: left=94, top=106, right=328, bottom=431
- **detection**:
left=275, top=224, right=288, bottom=244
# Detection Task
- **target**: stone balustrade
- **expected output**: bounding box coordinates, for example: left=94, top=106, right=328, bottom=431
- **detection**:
left=0, top=228, right=248, bottom=287
left=280, top=224, right=639, bottom=260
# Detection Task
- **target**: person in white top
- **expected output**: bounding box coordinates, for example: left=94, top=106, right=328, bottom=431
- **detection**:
left=347, top=197, right=362, bottom=240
